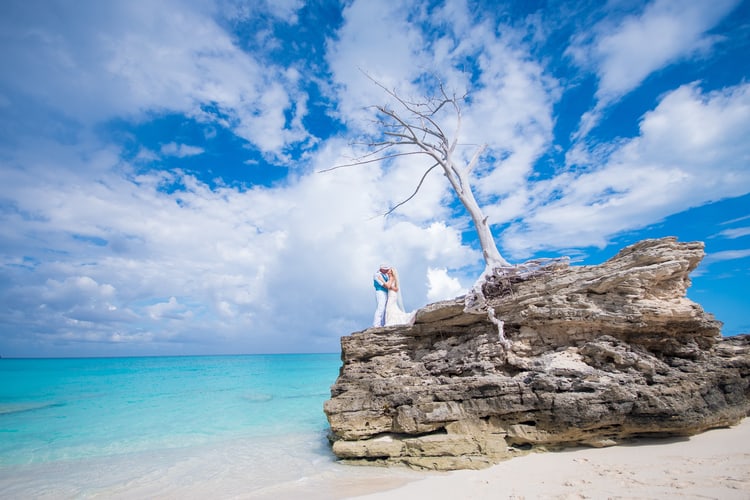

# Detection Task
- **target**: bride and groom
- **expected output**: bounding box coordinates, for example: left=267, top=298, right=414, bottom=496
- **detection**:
left=373, top=264, right=415, bottom=327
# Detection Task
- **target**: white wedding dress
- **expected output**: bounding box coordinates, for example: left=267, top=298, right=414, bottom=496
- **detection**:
left=385, top=289, right=414, bottom=326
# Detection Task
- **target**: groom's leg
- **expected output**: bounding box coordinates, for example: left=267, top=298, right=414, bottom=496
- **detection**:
left=373, top=290, right=387, bottom=327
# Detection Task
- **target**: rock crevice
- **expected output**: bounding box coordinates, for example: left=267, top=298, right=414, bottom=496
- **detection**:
left=323, top=238, right=750, bottom=470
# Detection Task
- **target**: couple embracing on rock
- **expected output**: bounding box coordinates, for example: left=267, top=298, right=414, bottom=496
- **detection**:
left=372, top=264, right=414, bottom=327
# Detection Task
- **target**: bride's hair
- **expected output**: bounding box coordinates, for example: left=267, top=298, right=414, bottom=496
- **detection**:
left=389, top=267, right=406, bottom=311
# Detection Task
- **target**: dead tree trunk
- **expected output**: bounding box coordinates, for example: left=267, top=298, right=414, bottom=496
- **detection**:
left=322, top=75, right=511, bottom=274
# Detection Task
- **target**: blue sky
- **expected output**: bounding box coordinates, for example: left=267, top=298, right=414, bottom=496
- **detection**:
left=0, top=0, right=748, bottom=357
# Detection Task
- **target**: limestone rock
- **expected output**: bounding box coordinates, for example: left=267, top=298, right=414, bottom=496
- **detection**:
left=323, top=237, right=750, bottom=470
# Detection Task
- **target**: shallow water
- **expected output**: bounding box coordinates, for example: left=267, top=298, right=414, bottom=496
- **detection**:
left=0, top=354, right=422, bottom=498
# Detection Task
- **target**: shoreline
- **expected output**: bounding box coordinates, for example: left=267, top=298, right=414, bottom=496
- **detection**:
left=342, top=418, right=750, bottom=499
left=2, top=416, right=747, bottom=498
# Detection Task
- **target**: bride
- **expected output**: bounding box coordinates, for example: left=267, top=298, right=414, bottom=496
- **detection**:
left=384, top=267, right=415, bottom=326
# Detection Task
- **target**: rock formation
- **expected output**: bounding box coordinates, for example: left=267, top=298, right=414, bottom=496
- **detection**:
left=323, top=237, right=750, bottom=470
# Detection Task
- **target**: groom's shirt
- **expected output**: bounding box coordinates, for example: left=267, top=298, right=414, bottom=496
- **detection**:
left=373, top=272, right=389, bottom=292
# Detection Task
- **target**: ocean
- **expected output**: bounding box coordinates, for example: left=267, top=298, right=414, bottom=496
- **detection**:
left=0, top=354, right=421, bottom=499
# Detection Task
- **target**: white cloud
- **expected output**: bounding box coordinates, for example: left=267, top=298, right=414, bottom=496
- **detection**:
left=694, top=247, right=750, bottom=277
left=327, top=0, right=557, bottom=229
left=0, top=130, right=483, bottom=354
left=426, top=267, right=467, bottom=302
left=715, top=227, right=750, bottom=239
left=160, top=142, right=205, bottom=158
left=0, top=0, right=747, bottom=355
left=147, top=297, right=193, bottom=320
left=326, top=0, right=428, bottom=129
left=0, top=0, right=310, bottom=158
left=704, top=249, right=750, bottom=263
left=220, top=0, right=304, bottom=24
left=598, top=0, right=735, bottom=100
left=721, top=214, right=750, bottom=225
left=500, top=81, right=750, bottom=258
left=567, top=0, right=740, bottom=135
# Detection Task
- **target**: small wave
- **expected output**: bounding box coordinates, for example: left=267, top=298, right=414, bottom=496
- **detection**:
left=242, top=393, right=273, bottom=402
left=272, top=392, right=330, bottom=401
left=0, top=402, right=64, bottom=416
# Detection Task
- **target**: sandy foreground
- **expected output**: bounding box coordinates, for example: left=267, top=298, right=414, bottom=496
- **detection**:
left=344, top=418, right=750, bottom=500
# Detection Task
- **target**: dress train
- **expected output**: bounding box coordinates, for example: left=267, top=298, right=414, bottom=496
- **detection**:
left=384, top=289, right=415, bottom=326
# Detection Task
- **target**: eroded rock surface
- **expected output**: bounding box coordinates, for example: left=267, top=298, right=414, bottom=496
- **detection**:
left=323, top=238, right=750, bottom=470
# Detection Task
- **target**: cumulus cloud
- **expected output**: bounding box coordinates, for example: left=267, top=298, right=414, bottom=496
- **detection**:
left=0, top=0, right=310, bottom=158
left=567, top=0, right=740, bottom=136
left=426, top=267, right=467, bottom=302
left=0, top=131, right=481, bottom=355
left=328, top=0, right=557, bottom=230
left=326, top=0, right=427, bottom=118
left=0, top=0, right=747, bottom=356
left=500, top=81, right=750, bottom=258
left=147, top=297, right=193, bottom=321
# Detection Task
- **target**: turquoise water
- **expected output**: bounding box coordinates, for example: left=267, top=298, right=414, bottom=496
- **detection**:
left=0, top=353, right=415, bottom=498
left=0, top=354, right=339, bottom=465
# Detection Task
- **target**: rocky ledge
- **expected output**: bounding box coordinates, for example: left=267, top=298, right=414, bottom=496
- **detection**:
left=323, top=237, right=750, bottom=470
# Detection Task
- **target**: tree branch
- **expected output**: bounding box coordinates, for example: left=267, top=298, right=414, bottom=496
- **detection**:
left=317, top=151, right=425, bottom=173
left=466, top=144, right=488, bottom=173
left=324, top=71, right=511, bottom=274
left=383, top=163, right=440, bottom=216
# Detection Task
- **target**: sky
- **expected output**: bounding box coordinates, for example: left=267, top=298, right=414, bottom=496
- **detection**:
left=0, top=0, right=748, bottom=358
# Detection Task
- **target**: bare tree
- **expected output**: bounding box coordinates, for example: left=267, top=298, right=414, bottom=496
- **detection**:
left=323, top=76, right=511, bottom=275
left=323, top=77, right=571, bottom=343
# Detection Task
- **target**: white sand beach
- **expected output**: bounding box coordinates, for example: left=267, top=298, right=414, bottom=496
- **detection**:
left=347, top=418, right=750, bottom=500
left=56, top=417, right=746, bottom=499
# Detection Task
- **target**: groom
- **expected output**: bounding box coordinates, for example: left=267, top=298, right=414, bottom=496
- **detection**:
left=372, top=264, right=390, bottom=327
